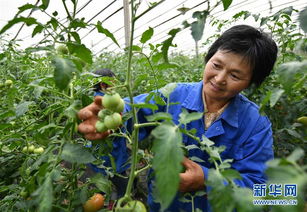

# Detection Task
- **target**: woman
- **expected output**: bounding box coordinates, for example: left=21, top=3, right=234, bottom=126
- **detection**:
left=78, top=25, right=278, bottom=211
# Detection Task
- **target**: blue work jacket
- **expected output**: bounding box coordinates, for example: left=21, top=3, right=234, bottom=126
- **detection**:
left=98, top=81, right=274, bottom=211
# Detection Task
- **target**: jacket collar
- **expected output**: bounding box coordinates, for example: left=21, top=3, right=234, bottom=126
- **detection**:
left=181, top=80, right=239, bottom=128
left=182, top=81, right=204, bottom=112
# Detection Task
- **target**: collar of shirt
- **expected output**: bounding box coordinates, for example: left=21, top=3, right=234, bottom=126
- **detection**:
left=181, top=80, right=239, bottom=128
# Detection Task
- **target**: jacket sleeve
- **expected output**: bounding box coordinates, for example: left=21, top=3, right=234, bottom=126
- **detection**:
left=232, top=116, right=274, bottom=188
left=200, top=116, right=274, bottom=188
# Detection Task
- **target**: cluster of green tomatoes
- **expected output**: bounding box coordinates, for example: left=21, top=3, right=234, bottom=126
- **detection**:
left=95, top=92, right=125, bottom=132
left=22, top=145, right=44, bottom=154
left=0, top=79, right=13, bottom=88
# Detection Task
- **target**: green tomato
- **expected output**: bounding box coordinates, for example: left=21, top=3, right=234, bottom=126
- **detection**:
left=102, top=93, right=122, bottom=110
left=34, top=147, right=44, bottom=154
left=22, top=146, right=28, bottom=153
left=114, top=99, right=125, bottom=113
left=5, top=79, right=13, bottom=87
left=26, top=168, right=31, bottom=175
left=297, top=116, right=307, bottom=127
left=0, top=83, right=4, bottom=88
left=56, top=45, right=69, bottom=55
left=95, top=121, right=108, bottom=132
left=104, top=113, right=122, bottom=130
left=98, top=109, right=111, bottom=120
left=28, top=145, right=35, bottom=153
left=123, top=200, right=147, bottom=212
left=20, top=190, right=28, bottom=198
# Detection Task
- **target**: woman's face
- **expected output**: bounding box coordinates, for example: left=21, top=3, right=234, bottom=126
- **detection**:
left=203, top=50, right=252, bottom=104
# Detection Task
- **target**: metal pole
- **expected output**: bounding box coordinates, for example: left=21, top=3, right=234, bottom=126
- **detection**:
left=123, top=0, right=131, bottom=48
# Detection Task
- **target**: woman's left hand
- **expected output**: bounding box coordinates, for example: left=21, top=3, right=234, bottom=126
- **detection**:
left=179, top=157, right=205, bottom=192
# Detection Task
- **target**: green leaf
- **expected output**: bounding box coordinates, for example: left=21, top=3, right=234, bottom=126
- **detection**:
left=32, top=24, right=44, bottom=37
left=161, top=28, right=180, bottom=63
left=233, top=187, right=254, bottom=212
left=131, top=45, right=142, bottom=51
left=40, top=0, right=50, bottom=9
left=159, top=82, right=177, bottom=97
left=69, top=18, right=87, bottom=29
left=146, top=112, right=173, bottom=121
left=277, top=60, right=307, bottom=93
left=260, top=17, right=268, bottom=26
left=61, top=143, right=96, bottom=164
left=151, top=123, right=184, bottom=210
left=96, top=21, right=120, bottom=47
left=132, top=103, right=158, bottom=111
left=259, top=90, right=272, bottom=112
left=153, top=94, right=166, bottom=106
left=0, top=17, right=38, bottom=35
left=47, top=17, right=58, bottom=30
left=90, top=174, right=112, bottom=195
left=222, top=0, right=233, bottom=10
left=151, top=52, right=163, bottom=63
left=269, top=88, right=284, bottom=107
left=201, top=135, right=215, bottom=147
left=38, top=175, right=53, bottom=212
left=190, top=156, right=205, bottom=163
left=185, top=144, right=200, bottom=151
left=179, top=108, right=203, bottom=125
left=18, top=4, right=37, bottom=14
left=233, top=11, right=248, bottom=19
left=140, top=27, right=154, bottom=44
left=16, top=101, right=34, bottom=117
left=207, top=168, right=224, bottom=188
left=66, top=43, right=92, bottom=64
left=287, top=148, right=304, bottom=162
left=52, top=57, right=76, bottom=90
left=221, top=169, right=242, bottom=181
left=191, top=11, right=208, bottom=42
left=299, top=7, right=307, bottom=33
left=70, top=31, right=81, bottom=43
left=0, top=123, right=12, bottom=131
left=65, top=100, right=81, bottom=119
left=0, top=110, right=15, bottom=119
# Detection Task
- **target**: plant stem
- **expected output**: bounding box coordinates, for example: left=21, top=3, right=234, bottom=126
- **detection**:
left=135, top=164, right=152, bottom=176
left=134, top=122, right=160, bottom=128
left=62, top=0, right=72, bottom=21
left=133, top=51, right=160, bottom=92
left=123, top=0, right=138, bottom=199
left=122, top=0, right=167, bottom=201
left=191, top=195, right=195, bottom=212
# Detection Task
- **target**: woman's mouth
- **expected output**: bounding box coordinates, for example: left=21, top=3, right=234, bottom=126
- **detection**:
left=210, top=81, right=224, bottom=91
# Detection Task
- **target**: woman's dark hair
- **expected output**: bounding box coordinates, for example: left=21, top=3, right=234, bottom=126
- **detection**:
left=204, top=25, right=278, bottom=87
left=93, top=68, right=115, bottom=92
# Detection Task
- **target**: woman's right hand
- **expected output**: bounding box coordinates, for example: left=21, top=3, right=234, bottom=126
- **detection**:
left=78, top=96, right=110, bottom=140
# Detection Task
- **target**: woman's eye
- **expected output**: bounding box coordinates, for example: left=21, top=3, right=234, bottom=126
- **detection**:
left=231, top=74, right=240, bottom=80
left=213, top=63, right=221, bottom=69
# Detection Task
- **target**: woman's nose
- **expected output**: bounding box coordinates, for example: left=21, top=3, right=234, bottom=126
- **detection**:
left=214, top=71, right=226, bottom=85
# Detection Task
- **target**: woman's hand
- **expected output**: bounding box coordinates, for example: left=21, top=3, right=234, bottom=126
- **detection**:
left=179, top=157, right=205, bottom=192
left=78, top=96, right=110, bottom=140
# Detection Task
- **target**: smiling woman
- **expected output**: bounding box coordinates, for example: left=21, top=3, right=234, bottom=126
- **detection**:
left=203, top=24, right=277, bottom=113
left=78, top=24, right=279, bottom=212
left=203, top=50, right=252, bottom=112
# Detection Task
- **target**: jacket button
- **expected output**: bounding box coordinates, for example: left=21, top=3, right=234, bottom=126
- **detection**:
left=216, top=127, right=220, bottom=130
